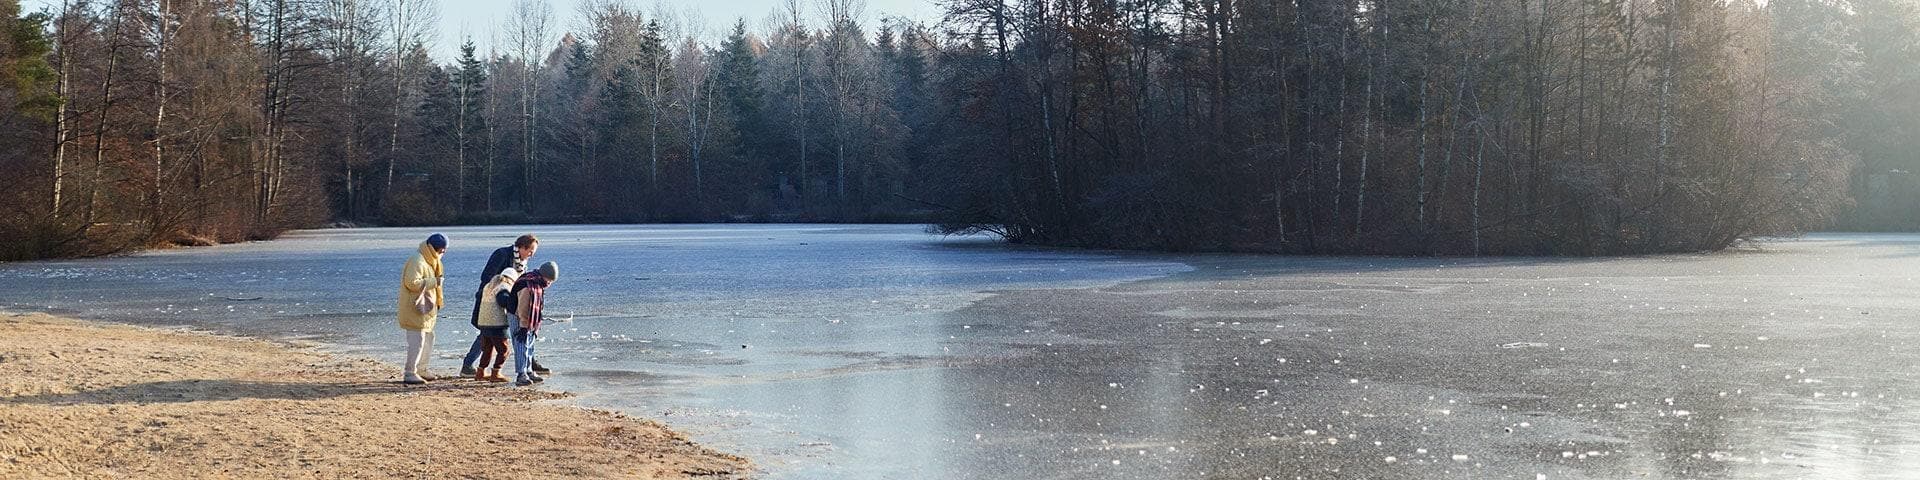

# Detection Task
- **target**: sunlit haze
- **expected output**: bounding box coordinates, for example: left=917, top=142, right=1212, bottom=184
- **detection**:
left=22, top=0, right=946, bottom=60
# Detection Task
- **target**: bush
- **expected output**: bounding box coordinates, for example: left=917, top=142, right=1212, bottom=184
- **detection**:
left=380, top=189, right=454, bottom=227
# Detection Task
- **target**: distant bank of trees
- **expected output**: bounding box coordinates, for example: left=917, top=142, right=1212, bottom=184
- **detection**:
left=0, top=0, right=1915, bottom=259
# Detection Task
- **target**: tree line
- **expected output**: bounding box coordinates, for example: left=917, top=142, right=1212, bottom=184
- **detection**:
left=0, top=0, right=1915, bottom=259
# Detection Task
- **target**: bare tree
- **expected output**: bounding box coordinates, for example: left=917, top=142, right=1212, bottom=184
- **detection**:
left=85, top=1, right=128, bottom=227
left=0, top=0, right=1887, bottom=259
left=1653, top=0, right=1678, bottom=247
left=643, top=19, right=669, bottom=193
left=252, top=0, right=315, bottom=224
left=484, top=32, right=503, bottom=211
left=138, top=0, right=180, bottom=236
left=508, top=0, right=551, bottom=211
left=322, top=0, right=380, bottom=219
left=674, top=37, right=714, bottom=203
left=817, top=0, right=867, bottom=206
left=384, top=0, right=438, bottom=194
left=778, top=0, right=810, bottom=201
left=50, top=0, right=78, bottom=218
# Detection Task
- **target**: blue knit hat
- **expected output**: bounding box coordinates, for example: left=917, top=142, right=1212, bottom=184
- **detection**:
left=426, top=233, right=448, bottom=250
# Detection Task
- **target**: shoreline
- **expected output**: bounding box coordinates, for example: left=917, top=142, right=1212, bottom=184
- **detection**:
left=0, top=312, right=750, bottom=478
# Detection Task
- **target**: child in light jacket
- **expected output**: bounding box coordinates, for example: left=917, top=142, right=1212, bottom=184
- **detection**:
left=471, top=267, right=521, bottom=382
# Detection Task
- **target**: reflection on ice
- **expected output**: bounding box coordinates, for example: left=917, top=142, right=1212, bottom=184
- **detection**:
left=6, top=227, right=1920, bottom=478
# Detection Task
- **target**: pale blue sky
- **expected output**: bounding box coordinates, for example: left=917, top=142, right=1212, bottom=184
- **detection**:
left=23, top=0, right=944, bottom=61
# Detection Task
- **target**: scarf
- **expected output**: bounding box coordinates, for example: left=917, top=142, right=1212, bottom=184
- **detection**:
left=511, top=271, right=549, bottom=332
left=418, top=242, right=444, bottom=308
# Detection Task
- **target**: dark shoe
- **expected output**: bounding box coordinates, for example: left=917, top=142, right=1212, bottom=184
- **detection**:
left=514, top=376, right=533, bottom=386
left=529, top=372, right=545, bottom=383
left=460, top=365, right=477, bottom=377
left=403, top=378, right=427, bottom=385
left=531, top=360, right=551, bottom=374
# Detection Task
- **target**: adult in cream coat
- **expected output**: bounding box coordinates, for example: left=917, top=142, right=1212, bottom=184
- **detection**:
left=398, top=233, right=448, bottom=384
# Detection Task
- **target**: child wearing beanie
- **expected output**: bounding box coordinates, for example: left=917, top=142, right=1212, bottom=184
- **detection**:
left=509, top=261, right=558, bottom=386
left=471, top=266, right=521, bottom=382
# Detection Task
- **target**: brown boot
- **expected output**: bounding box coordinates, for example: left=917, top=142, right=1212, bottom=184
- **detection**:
left=485, top=368, right=508, bottom=382
left=474, top=368, right=488, bottom=381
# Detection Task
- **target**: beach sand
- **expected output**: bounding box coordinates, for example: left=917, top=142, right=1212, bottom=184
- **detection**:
left=0, top=312, right=748, bottom=479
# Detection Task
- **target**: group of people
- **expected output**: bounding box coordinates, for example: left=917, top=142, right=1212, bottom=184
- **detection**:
left=396, top=233, right=559, bottom=387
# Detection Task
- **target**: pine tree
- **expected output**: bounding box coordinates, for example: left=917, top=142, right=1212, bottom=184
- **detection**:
left=634, top=19, right=671, bottom=195
left=599, top=64, right=646, bottom=217
left=3, top=2, right=59, bottom=119
left=717, top=20, right=766, bottom=161
left=406, top=62, right=457, bottom=223
left=453, top=39, right=488, bottom=211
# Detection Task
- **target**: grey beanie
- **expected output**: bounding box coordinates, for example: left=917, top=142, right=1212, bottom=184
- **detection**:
left=537, top=261, right=559, bottom=282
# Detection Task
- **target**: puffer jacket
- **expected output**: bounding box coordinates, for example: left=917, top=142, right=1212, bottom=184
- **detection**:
left=396, top=242, right=445, bottom=331
left=474, top=270, right=520, bottom=329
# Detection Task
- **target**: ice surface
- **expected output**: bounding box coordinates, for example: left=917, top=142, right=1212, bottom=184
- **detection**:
left=6, top=227, right=1920, bottom=479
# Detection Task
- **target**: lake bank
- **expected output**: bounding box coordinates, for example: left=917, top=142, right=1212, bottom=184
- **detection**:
left=0, top=312, right=748, bottom=479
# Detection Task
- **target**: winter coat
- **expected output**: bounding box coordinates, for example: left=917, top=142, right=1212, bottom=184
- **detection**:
left=474, top=270, right=520, bottom=329
left=510, top=271, right=550, bottom=333
left=469, top=245, right=524, bottom=328
left=397, top=241, right=445, bottom=332
left=477, top=246, right=518, bottom=288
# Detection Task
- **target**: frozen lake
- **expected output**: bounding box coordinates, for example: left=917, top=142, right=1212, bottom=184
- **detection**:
left=4, top=225, right=1919, bottom=479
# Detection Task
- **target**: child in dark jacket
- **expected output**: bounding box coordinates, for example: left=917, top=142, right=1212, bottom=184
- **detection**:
left=511, top=261, right=558, bottom=386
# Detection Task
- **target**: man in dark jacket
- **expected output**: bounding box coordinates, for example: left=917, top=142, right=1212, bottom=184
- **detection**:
left=461, top=234, right=552, bottom=376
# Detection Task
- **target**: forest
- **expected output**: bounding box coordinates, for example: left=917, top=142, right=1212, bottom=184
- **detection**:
left=0, top=0, right=1917, bottom=259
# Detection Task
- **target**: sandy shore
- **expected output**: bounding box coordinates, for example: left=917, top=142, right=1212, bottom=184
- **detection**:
left=0, top=312, right=748, bottom=479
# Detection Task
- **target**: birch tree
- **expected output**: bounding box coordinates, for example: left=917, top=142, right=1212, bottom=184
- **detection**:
left=382, top=0, right=436, bottom=196
left=673, top=37, right=714, bottom=202
left=507, top=0, right=551, bottom=210
left=49, top=0, right=80, bottom=219
left=818, top=0, right=866, bottom=206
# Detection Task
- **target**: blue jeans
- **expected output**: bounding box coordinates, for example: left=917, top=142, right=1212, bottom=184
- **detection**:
left=511, top=323, right=535, bottom=380
left=463, top=335, right=485, bottom=369
left=462, top=290, right=486, bottom=368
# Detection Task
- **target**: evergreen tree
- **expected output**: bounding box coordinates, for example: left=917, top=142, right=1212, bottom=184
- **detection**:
left=405, top=63, right=458, bottom=223
left=0, top=0, right=1909, bottom=258
left=717, top=20, right=766, bottom=158
left=546, top=37, right=595, bottom=214
left=3, top=2, right=58, bottom=119
left=637, top=19, right=672, bottom=194
left=598, top=64, right=647, bottom=218
left=453, top=39, right=489, bottom=210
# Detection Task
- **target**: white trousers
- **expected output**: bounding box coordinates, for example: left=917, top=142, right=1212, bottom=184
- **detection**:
left=403, top=329, right=435, bottom=379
